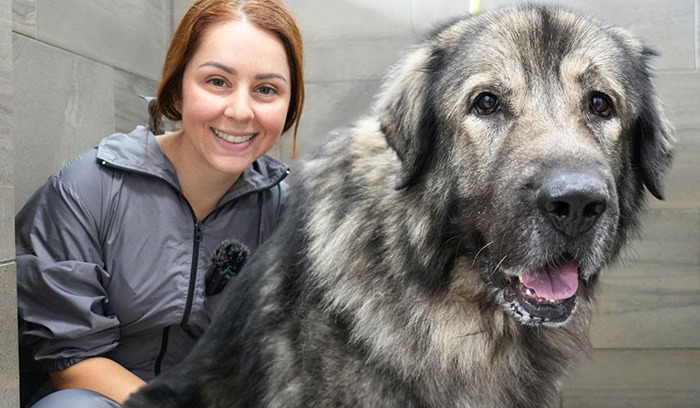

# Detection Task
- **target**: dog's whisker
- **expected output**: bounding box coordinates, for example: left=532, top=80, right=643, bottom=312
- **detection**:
left=472, top=241, right=493, bottom=266
left=494, top=255, right=508, bottom=272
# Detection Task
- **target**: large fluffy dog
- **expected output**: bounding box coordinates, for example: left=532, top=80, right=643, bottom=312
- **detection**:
left=125, top=5, right=674, bottom=407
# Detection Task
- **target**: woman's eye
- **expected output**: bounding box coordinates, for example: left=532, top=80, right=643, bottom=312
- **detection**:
left=257, top=85, right=278, bottom=96
left=473, top=92, right=499, bottom=115
left=208, top=78, right=226, bottom=88
left=589, top=92, right=613, bottom=118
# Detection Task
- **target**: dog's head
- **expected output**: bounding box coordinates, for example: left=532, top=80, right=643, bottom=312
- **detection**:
left=376, top=6, right=674, bottom=326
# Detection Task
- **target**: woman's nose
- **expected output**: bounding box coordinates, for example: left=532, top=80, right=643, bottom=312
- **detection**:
left=224, top=91, right=254, bottom=122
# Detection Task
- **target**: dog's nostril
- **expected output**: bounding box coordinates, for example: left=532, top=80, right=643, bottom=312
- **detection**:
left=583, top=201, right=606, bottom=218
left=546, top=201, right=570, bottom=219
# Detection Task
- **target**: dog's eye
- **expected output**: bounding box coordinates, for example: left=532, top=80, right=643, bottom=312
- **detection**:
left=474, top=92, right=499, bottom=115
left=589, top=93, right=613, bottom=118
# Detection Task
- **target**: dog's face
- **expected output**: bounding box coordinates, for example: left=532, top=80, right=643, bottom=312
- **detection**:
left=379, top=7, right=674, bottom=326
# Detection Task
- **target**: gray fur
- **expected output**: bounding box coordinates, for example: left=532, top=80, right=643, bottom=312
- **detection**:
left=125, top=5, right=674, bottom=408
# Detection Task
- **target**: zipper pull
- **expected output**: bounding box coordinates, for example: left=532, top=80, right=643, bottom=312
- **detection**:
left=194, top=222, right=203, bottom=243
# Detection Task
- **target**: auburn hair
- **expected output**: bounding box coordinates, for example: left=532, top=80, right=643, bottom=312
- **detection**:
left=149, top=0, right=304, bottom=156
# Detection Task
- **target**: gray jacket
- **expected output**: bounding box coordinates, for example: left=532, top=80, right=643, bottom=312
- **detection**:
left=16, top=126, right=289, bottom=381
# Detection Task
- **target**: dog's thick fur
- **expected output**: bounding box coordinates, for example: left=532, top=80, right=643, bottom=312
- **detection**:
left=125, top=5, right=674, bottom=408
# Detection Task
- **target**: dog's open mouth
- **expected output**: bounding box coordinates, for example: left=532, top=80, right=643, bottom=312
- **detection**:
left=496, top=257, right=580, bottom=325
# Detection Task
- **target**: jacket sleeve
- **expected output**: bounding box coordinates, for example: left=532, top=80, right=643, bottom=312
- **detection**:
left=16, top=173, right=120, bottom=373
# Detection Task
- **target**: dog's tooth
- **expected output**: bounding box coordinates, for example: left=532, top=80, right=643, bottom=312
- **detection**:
left=518, top=275, right=523, bottom=283
left=548, top=299, right=555, bottom=303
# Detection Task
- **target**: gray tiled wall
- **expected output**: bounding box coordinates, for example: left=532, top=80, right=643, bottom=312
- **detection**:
left=13, top=0, right=170, bottom=81
left=2, top=1, right=698, bottom=407
left=0, top=0, right=12, bottom=263
left=12, top=35, right=116, bottom=209
left=653, top=72, right=700, bottom=208
left=0, top=0, right=16, bottom=404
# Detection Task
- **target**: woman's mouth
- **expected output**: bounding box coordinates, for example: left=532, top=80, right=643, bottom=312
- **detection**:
left=212, top=128, right=256, bottom=143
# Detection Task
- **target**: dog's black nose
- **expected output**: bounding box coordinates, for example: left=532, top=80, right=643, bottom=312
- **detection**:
left=537, top=170, right=608, bottom=237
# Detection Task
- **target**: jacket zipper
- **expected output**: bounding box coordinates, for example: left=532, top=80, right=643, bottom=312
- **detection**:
left=176, top=177, right=289, bottom=328
left=180, top=221, right=203, bottom=328
left=98, top=160, right=288, bottom=375
left=154, top=326, right=170, bottom=376
left=152, top=220, right=201, bottom=375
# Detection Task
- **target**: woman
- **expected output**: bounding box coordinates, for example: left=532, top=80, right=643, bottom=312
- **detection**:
left=16, top=0, right=304, bottom=406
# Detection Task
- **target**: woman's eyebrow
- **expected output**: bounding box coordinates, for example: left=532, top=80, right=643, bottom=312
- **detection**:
left=255, top=73, right=288, bottom=83
left=198, top=61, right=288, bottom=83
left=199, top=61, right=236, bottom=74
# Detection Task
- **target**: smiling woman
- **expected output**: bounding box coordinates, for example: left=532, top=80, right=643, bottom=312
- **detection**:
left=15, top=1, right=304, bottom=407
left=159, top=18, right=293, bottom=220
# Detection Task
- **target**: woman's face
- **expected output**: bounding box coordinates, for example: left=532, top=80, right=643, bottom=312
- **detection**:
left=178, top=19, right=291, bottom=178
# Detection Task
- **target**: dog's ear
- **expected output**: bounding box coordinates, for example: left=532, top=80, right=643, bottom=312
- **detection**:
left=376, top=47, right=441, bottom=190
left=633, top=48, right=675, bottom=200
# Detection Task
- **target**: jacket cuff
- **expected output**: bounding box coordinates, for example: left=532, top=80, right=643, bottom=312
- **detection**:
left=42, top=356, right=85, bottom=373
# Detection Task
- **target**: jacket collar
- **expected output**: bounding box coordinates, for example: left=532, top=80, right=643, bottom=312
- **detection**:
left=96, top=126, right=290, bottom=201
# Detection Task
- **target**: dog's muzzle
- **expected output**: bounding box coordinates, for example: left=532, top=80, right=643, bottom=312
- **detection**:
left=488, top=166, right=611, bottom=326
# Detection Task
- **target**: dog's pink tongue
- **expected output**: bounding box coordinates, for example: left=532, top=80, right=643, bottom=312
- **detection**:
left=521, top=261, right=579, bottom=300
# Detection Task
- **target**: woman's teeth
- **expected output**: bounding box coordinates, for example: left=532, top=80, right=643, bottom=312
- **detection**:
left=213, top=128, right=254, bottom=143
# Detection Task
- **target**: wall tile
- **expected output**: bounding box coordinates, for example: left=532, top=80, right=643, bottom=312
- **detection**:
left=0, top=187, right=12, bottom=263
left=12, top=35, right=115, bottom=211
left=621, top=209, right=699, bottom=263
left=562, top=349, right=700, bottom=408
left=286, top=0, right=412, bottom=41
left=591, top=262, right=699, bottom=348
left=0, top=14, right=12, bottom=190
left=0, top=262, right=18, bottom=408
left=287, top=0, right=414, bottom=84
left=412, top=0, right=471, bottom=33
left=0, top=2, right=14, bottom=264
left=650, top=72, right=700, bottom=209
left=114, top=69, right=158, bottom=134
left=0, top=1, right=16, bottom=405
left=35, top=0, right=169, bottom=81
left=479, top=0, right=695, bottom=71
left=696, top=0, right=700, bottom=69
left=304, top=37, right=412, bottom=83
left=0, top=0, right=8, bottom=21
left=173, top=0, right=193, bottom=29
left=11, top=0, right=35, bottom=38
left=590, top=209, right=700, bottom=348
